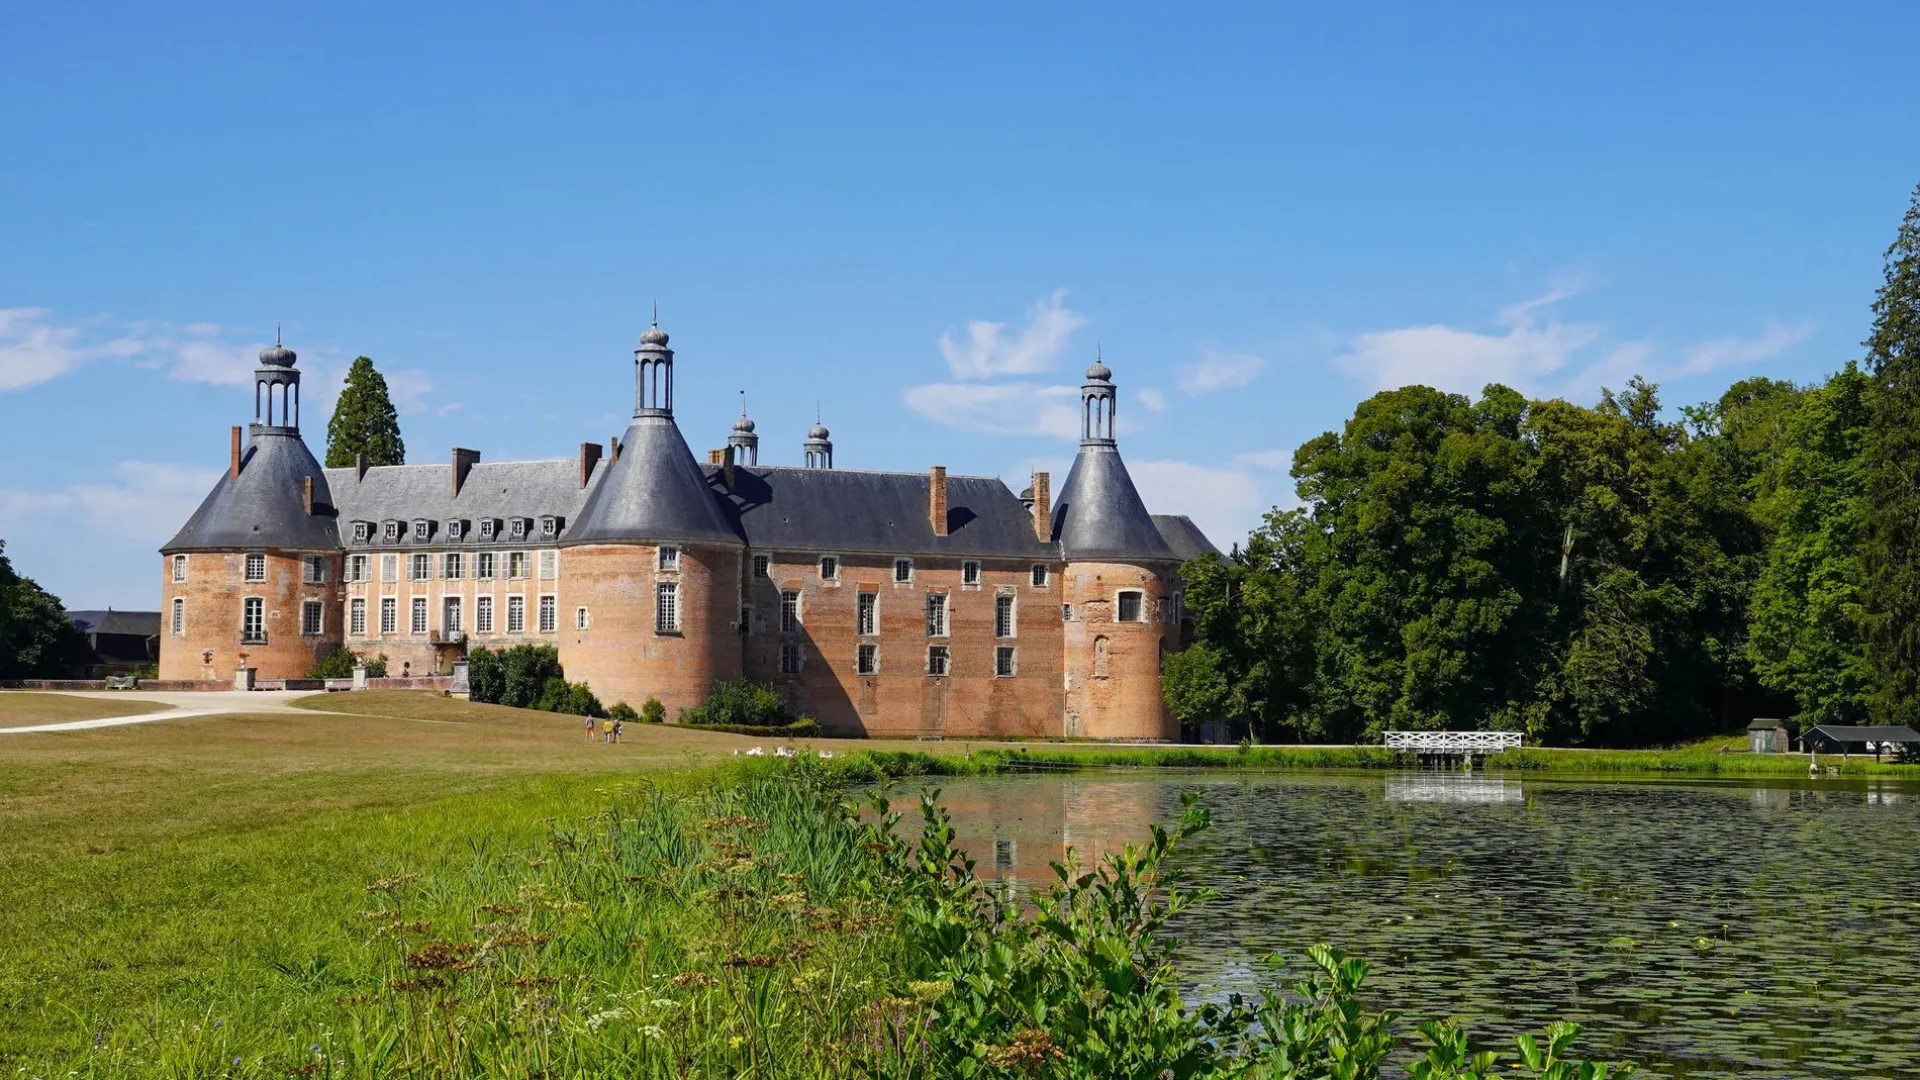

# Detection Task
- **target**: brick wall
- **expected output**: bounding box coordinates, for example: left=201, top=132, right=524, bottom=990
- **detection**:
left=745, top=552, right=1065, bottom=738
left=1062, top=561, right=1176, bottom=741
left=158, top=551, right=341, bottom=681
left=559, top=542, right=744, bottom=716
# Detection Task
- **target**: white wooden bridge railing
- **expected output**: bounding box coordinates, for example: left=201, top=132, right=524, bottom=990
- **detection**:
left=1383, top=730, right=1525, bottom=753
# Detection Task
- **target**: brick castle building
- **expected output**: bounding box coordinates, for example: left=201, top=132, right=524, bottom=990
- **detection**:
left=159, top=321, right=1215, bottom=739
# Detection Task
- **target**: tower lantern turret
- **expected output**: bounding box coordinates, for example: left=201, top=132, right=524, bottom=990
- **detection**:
left=728, top=393, right=759, bottom=465
left=253, top=328, right=302, bottom=434
left=803, top=409, right=833, bottom=469
left=1080, top=347, right=1116, bottom=445
left=633, top=305, right=675, bottom=418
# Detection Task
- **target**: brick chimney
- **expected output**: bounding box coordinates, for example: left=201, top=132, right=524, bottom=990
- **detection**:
left=579, top=442, right=603, bottom=488
left=451, top=447, right=481, bottom=497
left=354, top=452, right=368, bottom=482
left=229, top=426, right=243, bottom=480
left=721, top=444, right=737, bottom=490
left=930, top=466, right=949, bottom=537
left=302, top=476, right=315, bottom=515
left=610, top=435, right=621, bottom=462
left=1031, top=471, right=1051, bottom=542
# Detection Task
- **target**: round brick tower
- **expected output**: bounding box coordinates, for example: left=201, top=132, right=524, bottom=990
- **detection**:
left=159, top=336, right=342, bottom=682
left=1052, top=353, right=1180, bottom=741
left=558, top=316, right=746, bottom=716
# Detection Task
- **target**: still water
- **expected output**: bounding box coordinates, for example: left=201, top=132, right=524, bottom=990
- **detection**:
left=931, top=771, right=1920, bottom=1079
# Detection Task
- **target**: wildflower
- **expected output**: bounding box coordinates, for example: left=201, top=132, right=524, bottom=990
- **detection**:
left=670, top=971, right=716, bottom=989
left=640, top=1024, right=665, bottom=1038
left=987, top=1030, right=1065, bottom=1072
left=908, top=980, right=953, bottom=1003
left=649, top=998, right=677, bottom=1009
left=585, top=1008, right=625, bottom=1031
left=730, top=1035, right=747, bottom=1048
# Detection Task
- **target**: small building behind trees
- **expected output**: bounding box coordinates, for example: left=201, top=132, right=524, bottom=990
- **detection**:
left=1746, top=718, right=1797, bottom=754
left=1801, top=724, right=1920, bottom=759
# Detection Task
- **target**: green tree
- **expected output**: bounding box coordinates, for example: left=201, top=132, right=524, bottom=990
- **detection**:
left=0, top=539, right=91, bottom=678
left=324, top=356, right=405, bottom=468
left=1746, top=364, right=1872, bottom=723
left=1862, top=182, right=1920, bottom=724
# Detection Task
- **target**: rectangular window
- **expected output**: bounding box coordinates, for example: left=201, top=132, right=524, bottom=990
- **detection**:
left=925, top=593, right=948, bottom=637
left=1117, top=590, right=1144, bottom=623
left=172, top=554, right=188, bottom=582
left=926, top=645, right=950, bottom=676
left=301, top=600, right=324, bottom=636
left=476, top=552, right=496, bottom=580
left=380, top=597, right=398, bottom=634
left=353, top=521, right=370, bottom=543
left=304, top=555, right=329, bottom=584
left=856, top=591, right=878, bottom=636
left=384, top=521, right=401, bottom=543
left=656, top=582, right=680, bottom=633
left=170, top=596, right=184, bottom=635
left=780, top=589, right=801, bottom=633
left=507, top=595, right=526, bottom=633
left=962, top=560, right=980, bottom=586
left=995, top=646, right=1016, bottom=677
left=857, top=642, right=878, bottom=675
left=779, top=642, right=803, bottom=675
left=381, top=554, right=398, bottom=582
left=349, top=598, right=366, bottom=636
left=539, top=550, right=558, bottom=580
left=412, top=519, right=430, bottom=541
left=511, top=518, right=527, bottom=539
left=540, top=516, right=557, bottom=538
left=443, top=597, right=462, bottom=635
left=410, top=553, right=432, bottom=581
left=242, top=597, right=265, bottom=643
left=480, top=518, right=497, bottom=540
left=446, top=519, right=464, bottom=541
left=476, top=595, right=494, bottom=634
left=509, top=552, right=529, bottom=579
left=752, top=553, right=771, bottom=579
left=411, top=597, right=428, bottom=635
left=893, top=558, right=913, bottom=583
left=245, top=552, right=266, bottom=582
left=659, top=545, right=680, bottom=571
left=443, top=552, right=464, bottom=580
left=347, top=554, right=369, bottom=582
left=576, top=606, right=590, bottom=630
left=537, top=594, right=556, bottom=633
left=819, top=555, right=838, bottom=581
left=995, top=594, right=1015, bottom=638
left=1062, top=603, right=1073, bottom=621
left=1031, top=564, right=1050, bottom=588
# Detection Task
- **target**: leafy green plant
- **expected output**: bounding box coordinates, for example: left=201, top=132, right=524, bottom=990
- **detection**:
left=607, top=701, right=639, bottom=722
left=681, top=677, right=790, bottom=728
left=641, top=697, right=666, bottom=724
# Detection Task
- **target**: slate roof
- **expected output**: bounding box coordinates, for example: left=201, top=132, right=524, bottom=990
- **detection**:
left=66, top=610, right=161, bottom=637
left=718, top=466, right=1055, bottom=559
left=564, top=416, right=743, bottom=546
left=163, top=432, right=339, bottom=553
left=1050, top=445, right=1176, bottom=562
left=326, top=458, right=601, bottom=548
left=1151, top=515, right=1219, bottom=562
left=1802, top=724, right=1920, bottom=745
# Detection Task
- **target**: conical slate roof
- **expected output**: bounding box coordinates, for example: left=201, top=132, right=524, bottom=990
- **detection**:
left=163, top=432, right=338, bottom=552
left=1050, top=444, right=1175, bottom=562
left=562, top=415, right=742, bottom=546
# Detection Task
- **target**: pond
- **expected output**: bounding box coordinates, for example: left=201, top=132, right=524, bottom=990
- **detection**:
left=931, top=770, right=1920, bottom=1079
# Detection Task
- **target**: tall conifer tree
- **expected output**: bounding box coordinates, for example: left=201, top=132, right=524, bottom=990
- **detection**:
left=1862, top=184, right=1920, bottom=724
left=325, top=356, right=406, bottom=468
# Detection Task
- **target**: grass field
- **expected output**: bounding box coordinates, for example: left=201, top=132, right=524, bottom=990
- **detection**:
left=0, top=691, right=166, bottom=728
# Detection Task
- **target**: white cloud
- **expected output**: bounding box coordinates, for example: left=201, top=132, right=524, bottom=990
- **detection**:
left=1335, top=287, right=1815, bottom=400
left=1137, top=387, right=1167, bottom=413
left=1176, top=348, right=1267, bottom=395
left=1129, top=459, right=1267, bottom=552
left=165, top=335, right=260, bottom=385
left=937, top=290, right=1086, bottom=379
left=904, top=381, right=1083, bottom=441
left=1679, top=320, right=1814, bottom=376
left=0, top=308, right=141, bottom=392
left=0, top=460, right=220, bottom=544
left=1234, top=449, right=1292, bottom=471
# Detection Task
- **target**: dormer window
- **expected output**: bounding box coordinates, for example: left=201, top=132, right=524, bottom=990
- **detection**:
left=446, top=519, right=465, bottom=541
left=510, top=518, right=527, bottom=540
left=383, top=520, right=401, bottom=543
left=539, top=515, right=558, bottom=538
left=352, top=521, right=370, bottom=543
left=412, top=519, right=431, bottom=541
left=479, top=518, right=497, bottom=540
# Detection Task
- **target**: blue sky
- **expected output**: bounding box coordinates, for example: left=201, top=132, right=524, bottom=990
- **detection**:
left=3, top=2, right=1917, bottom=609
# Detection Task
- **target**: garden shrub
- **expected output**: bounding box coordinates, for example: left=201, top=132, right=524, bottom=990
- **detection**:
left=467, top=645, right=564, bottom=709
left=680, top=678, right=789, bottom=728
left=308, top=646, right=387, bottom=679
left=641, top=697, right=666, bottom=724
left=607, top=701, right=639, bottom=722
left=534, top=677, right=605, bottom=718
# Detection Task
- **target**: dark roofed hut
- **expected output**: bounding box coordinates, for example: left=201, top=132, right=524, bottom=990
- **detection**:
left=1746, top=718, right=1797, bottom=754
left=1801, top=725, right=1920, bottom=761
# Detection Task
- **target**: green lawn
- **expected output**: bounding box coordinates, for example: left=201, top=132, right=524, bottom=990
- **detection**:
left=0, top=690, right=166, bottom=728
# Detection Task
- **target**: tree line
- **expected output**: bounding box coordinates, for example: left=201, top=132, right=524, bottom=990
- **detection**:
left=1166, top=182, right=1920, bottom=747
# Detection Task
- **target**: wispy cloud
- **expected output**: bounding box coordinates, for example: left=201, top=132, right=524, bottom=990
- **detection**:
left=0, top=308, right=142, bottom=392
left=1137, top=387, right=1167, bottom=413
left=1234, top=449, right=1292, bottom=471
left=1176, top=348, right=1266, bottom=395
left=903, top=381, right=1083, bottom=440
left=1128, top=459, right=1267, bottom=551
left=1335, top=285, right=1812, bottom=399
left=0, top=460, right=222, bottom=544
left=937, top=290, right=1086, bottom=379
